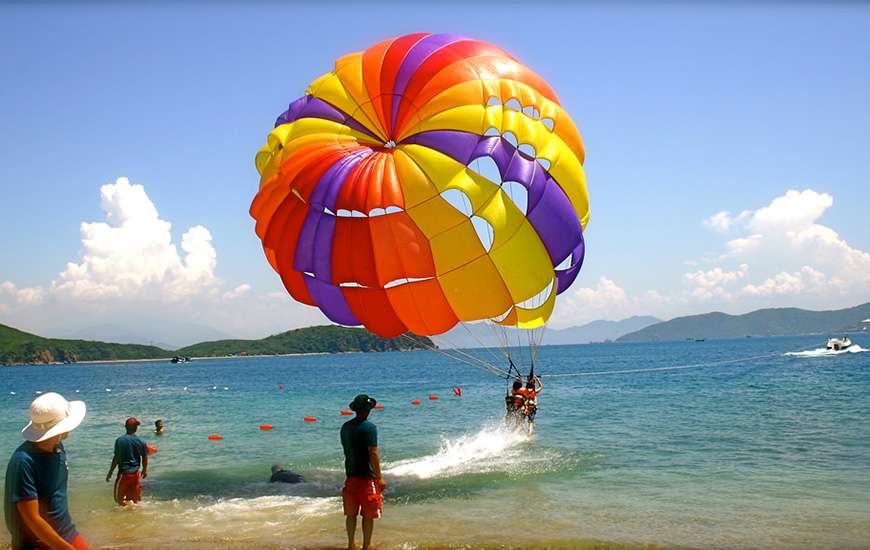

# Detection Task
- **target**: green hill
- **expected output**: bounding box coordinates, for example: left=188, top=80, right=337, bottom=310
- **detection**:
left=1, top=323, right=434, bottom=365
left=176, top=325, right=433, bottom=356
left=617, top=302, right=870, bottom=342
left=0, top=323, right=171, bottom=365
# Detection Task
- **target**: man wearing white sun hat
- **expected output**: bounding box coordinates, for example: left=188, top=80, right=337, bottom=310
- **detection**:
left=4, top=392, right=88, bottom=550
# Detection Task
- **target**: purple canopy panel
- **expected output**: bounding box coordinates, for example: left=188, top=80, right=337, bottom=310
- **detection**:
left=275, top=95, right=379, bottom=140
left=304, top=275, right=361, bottom=326
left=295, top=209, right=339, bottom=282
left=526, top=178, right=582, bottom=266
left=404, top=130, right=482, bottom=165
left=555, top=235, right=586, bottom=294
left=503, top=150, right=547, bottom=210
left=308, top=150, right=369, bottom=209
left=390, top=34, right=464, bottom=130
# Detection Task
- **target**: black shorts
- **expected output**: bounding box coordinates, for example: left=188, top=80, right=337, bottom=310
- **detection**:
left=525, top=405, right=537, bottom=422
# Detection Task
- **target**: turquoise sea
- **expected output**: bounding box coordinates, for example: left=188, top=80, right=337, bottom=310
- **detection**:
left=1, top=335, right=869, bottom=549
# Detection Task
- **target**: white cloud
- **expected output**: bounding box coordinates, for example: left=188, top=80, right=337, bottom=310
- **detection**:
left=223, top=283, right=252, bottom=300
left=0, top=176, right=331, bottom=345
left=682, top=264, right=749, bottom=302
left=0, top=281, right=46, bottom=305
left=704, top=210, right=751, bottom=233
left=700, top=188, right=870, bottom=306
left=50, top=177, right=218, bottom=300
left=748, top=189, right=832, bottom=234
left=551, top=276, right=670, bottom=326
left=741, top=266, right=829, bottom=296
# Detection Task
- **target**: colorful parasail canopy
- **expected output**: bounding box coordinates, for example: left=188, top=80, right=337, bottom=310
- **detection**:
left=251, top=33, right=588, bottom=338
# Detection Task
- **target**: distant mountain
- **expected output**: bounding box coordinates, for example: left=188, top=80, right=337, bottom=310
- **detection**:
left=618, top=302, right=870, bottom=342
left=546, top=316, right=662, bottom=345
left=1, top=323, right=433, bottom=365
left=432, top=316, right=661, bottom=349
left=176, top=325, right=433, bottom=357
left=67, top=319, right=230, bottom=349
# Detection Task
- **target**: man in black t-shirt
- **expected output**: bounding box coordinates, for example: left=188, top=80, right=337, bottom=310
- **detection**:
left=340, top=394, right=384, bottom=550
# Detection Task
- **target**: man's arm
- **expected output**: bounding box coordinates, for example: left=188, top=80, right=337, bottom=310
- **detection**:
left=16, top=500, right=76, bottom=550
left=368, top=446, right=385, bottom=492
left=106, top=456, right=117, bottom=482
left=141, top=452, right=148, bottom=479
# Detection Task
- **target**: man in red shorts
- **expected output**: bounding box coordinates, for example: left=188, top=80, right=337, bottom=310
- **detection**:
left=5, top=392, right=89, bottom=550
left=105, top=418, right=148, bottom=506
left=340, top=394, right=384, bottom=550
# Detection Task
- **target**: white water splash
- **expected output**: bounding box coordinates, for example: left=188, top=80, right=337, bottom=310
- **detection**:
left=384, top=424, right=530, bottom=480
left=785, top=345, right=867, bottom=357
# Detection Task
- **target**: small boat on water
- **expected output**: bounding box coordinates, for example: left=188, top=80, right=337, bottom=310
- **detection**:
left=826, top=337, right=852, bottom=351
left=170, top=356, right=192, bottom=364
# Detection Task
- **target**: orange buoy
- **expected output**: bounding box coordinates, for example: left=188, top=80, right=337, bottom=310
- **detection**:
left=411, top=399, right=421, bottom=405
left=207, top=434, right=223, bottom=441
left=373, top=404, right=384, bottom=410
left=340, top=410, right=353, bottom=415
left=453, top=387, right=462, bottom=397
left=429, top=395, right=439, bottom=400
left=259, top=424, right=273, bottom=431
left=146, top=444, right=157, bottom=454
left=303, top=416, right=317, bottom=422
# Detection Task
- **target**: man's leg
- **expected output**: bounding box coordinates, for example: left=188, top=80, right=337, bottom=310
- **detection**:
left=361, top=517, right=374, bottom=550
left=345, top=515, right=357, bottom=550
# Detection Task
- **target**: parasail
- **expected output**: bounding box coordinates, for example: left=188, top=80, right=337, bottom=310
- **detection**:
left=251, top=33, right=588, bottom=342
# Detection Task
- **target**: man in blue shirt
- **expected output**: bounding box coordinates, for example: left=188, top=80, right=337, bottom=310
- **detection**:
left=340, top=394, right=384, bottom=550
left=105, top=418, right=148, bottom=506
left=4, top=392, right=88, bottom=550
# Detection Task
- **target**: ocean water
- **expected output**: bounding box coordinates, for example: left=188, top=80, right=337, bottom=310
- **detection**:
left=1, top=335, right=869, bottom=549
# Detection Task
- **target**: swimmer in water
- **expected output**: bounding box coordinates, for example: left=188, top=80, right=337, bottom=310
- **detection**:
left=269, top=464, right=304, bottom=484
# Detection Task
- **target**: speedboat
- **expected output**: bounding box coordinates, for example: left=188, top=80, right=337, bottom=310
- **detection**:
left=826, top=337, right=852, bottom=351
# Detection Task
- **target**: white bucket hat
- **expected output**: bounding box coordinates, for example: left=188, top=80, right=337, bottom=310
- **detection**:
left=21, top=392, right=86, bottom=442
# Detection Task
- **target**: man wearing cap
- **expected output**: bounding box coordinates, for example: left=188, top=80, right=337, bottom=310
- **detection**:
left=340, top=394, right=385, bottom=550
left=4, top=392, right=88, bottom=550
left=105, top=418, right=148, bottom=506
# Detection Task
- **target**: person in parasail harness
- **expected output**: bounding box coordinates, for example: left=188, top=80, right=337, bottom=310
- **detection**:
left=522, top=376, right=544, bottom=436
left=505, top=380, right=527, bottom=429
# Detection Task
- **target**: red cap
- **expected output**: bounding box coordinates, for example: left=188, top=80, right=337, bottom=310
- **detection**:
left=125, top=417, right=141, bottom=427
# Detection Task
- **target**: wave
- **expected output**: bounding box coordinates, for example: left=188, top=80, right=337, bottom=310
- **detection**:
left=785, top=345, right=868, bottom=357
left=384, top=423, right=534, bottom=480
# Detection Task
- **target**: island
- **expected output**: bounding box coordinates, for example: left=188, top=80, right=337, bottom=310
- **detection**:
left=0, top=323, right=434, bottom=365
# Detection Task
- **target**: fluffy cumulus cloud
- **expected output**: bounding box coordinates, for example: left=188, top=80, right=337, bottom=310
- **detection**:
left=551, top=277, right=669, bottom=326
left=0, top=177, right=327, bottom=346
left=683, top=264, right=749, bottom=301
left=47, top=178, right=219, bottom=300
left=698, top=188, right=870, bottom=306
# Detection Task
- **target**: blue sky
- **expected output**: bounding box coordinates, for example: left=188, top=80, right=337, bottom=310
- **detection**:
left=1, top=3, right=869, bottom=343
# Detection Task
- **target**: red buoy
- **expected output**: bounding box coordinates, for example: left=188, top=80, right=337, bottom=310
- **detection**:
left=411, top=399, right=421, bottom=405
left=146, top=444, right=157, bottom=454
left=207, top=434, right=223, bottom=441
left=340, top=410, right=353, bottom=415
left=373, top=404, right=384, bottom=410
left=303, top=416, right=317, bottom=422
left=259, top=424, right=273, bottom=431
left=429, top=395, right=439, bottom=400
left=453, top=387, right=462, bottom=397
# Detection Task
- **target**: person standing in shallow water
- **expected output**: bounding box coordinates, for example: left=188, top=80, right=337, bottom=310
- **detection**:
left=340, top=394, right=385, bottom=550
left=4, top=392, right=89, bottom=550
left=105, top=418, right=148, bottom=506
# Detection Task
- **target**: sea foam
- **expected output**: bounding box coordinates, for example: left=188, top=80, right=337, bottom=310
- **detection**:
left=384, top=424, right=531, bottom=480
